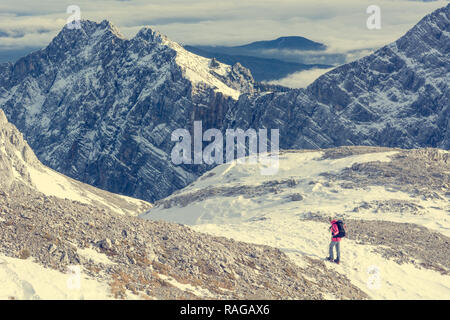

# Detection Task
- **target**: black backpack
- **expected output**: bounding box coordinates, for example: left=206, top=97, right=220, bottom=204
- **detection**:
left=335, top=220, right=346, bottom=238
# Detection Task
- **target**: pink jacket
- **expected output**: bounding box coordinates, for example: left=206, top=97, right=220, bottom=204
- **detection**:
left=330, top=220, right=341, bottom=242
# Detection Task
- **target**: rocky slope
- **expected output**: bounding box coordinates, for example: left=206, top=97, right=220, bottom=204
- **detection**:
left=0, top=111, right=367, bottom=300
left=0, top=5, right=448, bottom=203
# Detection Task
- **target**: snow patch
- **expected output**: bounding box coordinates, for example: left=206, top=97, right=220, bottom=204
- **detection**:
left=0, top=254, right=111, bottom=300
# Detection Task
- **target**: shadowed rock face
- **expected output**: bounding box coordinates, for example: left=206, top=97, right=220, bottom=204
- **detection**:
left=0, top=5, right=449, bottom=202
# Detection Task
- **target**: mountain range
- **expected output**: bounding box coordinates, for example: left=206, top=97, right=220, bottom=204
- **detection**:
left=0, top=21, right=254, bottom=202
left=227, top=4, right=449, bottom=150
left=0, top=4, right=448, bottom=203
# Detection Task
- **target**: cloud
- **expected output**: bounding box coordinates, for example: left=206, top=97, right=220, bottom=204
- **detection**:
left=265, top=68, right=335, bottom=88
left=0, top=0, right=448, bottom=63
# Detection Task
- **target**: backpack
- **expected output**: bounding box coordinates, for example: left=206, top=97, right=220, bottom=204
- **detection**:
left=335, top=220, right=346, bottom=238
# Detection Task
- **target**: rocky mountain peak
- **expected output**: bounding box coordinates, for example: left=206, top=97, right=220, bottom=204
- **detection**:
left=59, top=19, right=125, bottom=40
left=133, top=26, right=167, bottom=43
left=296, top=4, right=449, bottom=148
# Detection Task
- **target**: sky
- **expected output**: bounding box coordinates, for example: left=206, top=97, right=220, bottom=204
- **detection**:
left=0, top=0, right=448, bottom=84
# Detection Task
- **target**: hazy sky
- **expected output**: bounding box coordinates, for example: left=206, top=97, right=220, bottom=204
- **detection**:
left=0, top=0, right=448, bottom=62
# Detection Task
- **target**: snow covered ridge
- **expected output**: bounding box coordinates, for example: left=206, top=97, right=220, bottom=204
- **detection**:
left=134, top=25, right=254, bottom=100
left=0, top=109, right=151, bottom=216
left=142, top=146, right=450, bottom=299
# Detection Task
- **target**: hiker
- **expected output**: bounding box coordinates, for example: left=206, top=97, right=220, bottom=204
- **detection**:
left=326, top=218, right=346, bottom=264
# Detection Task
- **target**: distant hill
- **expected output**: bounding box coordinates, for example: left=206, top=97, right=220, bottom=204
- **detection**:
left=0, top=47, right=41, bottom=63
left=233, top=36, right=327, bottom=51
left=184, top=45, right=331, bottom=81
left=192, top=36, right=327, bottom=56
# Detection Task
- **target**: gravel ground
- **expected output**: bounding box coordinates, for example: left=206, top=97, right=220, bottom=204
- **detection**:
left=323, top=148, right=449, bottom=200
left=0, top=184, right=369, bottom=300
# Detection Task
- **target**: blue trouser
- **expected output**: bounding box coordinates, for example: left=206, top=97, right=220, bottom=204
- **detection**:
left=329, top=241, right=340, bottom=261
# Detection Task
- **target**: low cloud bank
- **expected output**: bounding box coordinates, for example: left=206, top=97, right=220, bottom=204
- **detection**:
left=266, top=68, right=335, bottom=89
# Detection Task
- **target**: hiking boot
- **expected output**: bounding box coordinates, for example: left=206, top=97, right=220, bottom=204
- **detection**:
left=326, top=257, right=333, bottom=261
left=334, top=259, right=340, bottom=264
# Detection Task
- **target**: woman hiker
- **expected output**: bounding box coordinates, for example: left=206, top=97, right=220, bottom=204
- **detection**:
left=326, top=217, right=345, bottom=264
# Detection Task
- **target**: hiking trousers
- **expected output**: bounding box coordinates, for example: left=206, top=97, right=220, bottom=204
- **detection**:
left=329, top=241, right=340, bottom=261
